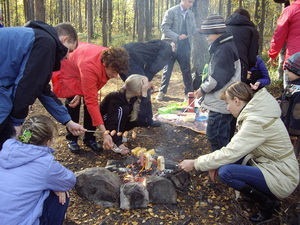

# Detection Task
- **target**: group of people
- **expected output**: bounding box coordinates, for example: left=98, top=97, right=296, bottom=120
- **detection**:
left=0, top=0, right=300, bottom=224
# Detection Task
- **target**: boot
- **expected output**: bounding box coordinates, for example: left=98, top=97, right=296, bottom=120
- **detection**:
left=240, top=184, right=280, bottom=222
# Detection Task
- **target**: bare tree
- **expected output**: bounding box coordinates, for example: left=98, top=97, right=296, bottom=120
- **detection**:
left=23, top=0, right=34, bottom=22
left=191, top=0, right=209, bottom=89
left=102, top=0, right=107, bottom=46
left=137, top=0, right=145, bottom=42
left=35, top=0, right=45, bottom=21
left=87, top=0, right=93, bottom=43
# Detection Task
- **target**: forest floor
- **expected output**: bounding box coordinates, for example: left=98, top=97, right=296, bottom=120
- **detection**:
left=29, top=65, right=300, bottom=225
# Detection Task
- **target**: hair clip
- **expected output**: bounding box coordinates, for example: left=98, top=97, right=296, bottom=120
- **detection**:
left=19, top=130, right=33, bottom=144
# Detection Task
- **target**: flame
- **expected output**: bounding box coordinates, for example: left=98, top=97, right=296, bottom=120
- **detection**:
left=142, top=177, right=147, bottom=187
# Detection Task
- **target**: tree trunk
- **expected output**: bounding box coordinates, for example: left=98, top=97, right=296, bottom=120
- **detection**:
left=137, top=0, right=145, bottom=42
left=23, top=0, right=34, bottom=22
left=258, top=0, right=266, bottom=55
left=87, top=0, right=93, bottom=43
left=108, top=0, right=112, bottom=44
left=102, top=0, right=108, bottom=46
left=226, top=0, right=232, bottom=18
left=145, top=0, right=152, bottom=41
left=218, top=0, right=223, bottom=17
left=78, top=0, right=83, bottom=32
left=191, top=0, right=209, bottom=88
left=59, top=0, right=63, bottom=22
left=35, top=0, right=45, bottom=21
left=239, top=0, right=243, bottom=8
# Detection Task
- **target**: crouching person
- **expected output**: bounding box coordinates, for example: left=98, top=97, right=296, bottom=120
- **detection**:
left=0, top=115, right=76, bottom=225
left=179, top=82, right=299, bottom=222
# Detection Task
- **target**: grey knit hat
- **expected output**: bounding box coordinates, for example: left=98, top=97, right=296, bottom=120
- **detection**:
left=200, top=15, right=226, bottom=35
left=285, top=52, right=300, bottom=76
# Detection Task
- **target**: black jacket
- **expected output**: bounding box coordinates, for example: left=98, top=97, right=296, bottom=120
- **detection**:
left=120, top=39, right=173, bottom=81
left=225, top=13, right=259, bottom=70
left=100, top=92, right=137, bottom=146
left=281, top=78, right=300, bottom=136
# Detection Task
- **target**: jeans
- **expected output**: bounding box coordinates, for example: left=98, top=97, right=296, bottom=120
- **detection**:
left=206, top=111, right=233, bottom=151
left=159, top=39, right=193, bottom=95
left=39, top=191, right=70, bottom=225
left=65, top=97, right=95, bottom=143
left=218, top=164, right=273, bottom=196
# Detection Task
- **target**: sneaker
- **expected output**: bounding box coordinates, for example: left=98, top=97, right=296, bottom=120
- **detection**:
left=85, top=140, right=103, bottom=152
left=150, top=120, right=161, bottom=127
left=156, top=92, right=165, bottom=101
left=68, top=141, right=80, bottom=154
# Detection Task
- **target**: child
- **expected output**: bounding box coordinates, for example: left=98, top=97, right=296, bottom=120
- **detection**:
left=195, top=15, right=241, bottom=151
left=0, top=115, right=76, bottom=225
left=100, top=74, right=150, bottom=155
left=280, top=52, right=300, bottom=156
left=246, top=56, right=271, bottom=90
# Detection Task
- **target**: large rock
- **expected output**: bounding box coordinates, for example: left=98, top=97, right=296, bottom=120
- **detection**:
left=75, top=167, right=122, bottom=208
left=146, top=176, right=177, bottom=204
left=120, top=182, right=149, bottom=209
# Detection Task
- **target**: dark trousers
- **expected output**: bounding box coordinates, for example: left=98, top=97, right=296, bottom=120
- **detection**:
left=65, top=97, right=95, bottom=143
left=160, top=39, right=193, bottom=95
left=0, top=117, right=16, bottom=150
left=39, top=191, right=69, bottom=225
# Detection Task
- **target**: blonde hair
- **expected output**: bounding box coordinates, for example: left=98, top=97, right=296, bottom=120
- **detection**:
left=19, top=115, right=58, bottom=146
left=220, top=81, right=253, bottom=102
left=124, top=74, right=148, bottom=94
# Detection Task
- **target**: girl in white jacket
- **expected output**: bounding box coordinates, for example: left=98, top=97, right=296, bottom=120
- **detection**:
left=179, top=82, right=299, bottom=222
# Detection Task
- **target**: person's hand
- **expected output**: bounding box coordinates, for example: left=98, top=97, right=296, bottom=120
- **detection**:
left=195, top=89, right=203, bottom=99
left=247, top=71, right=252, bottom=80
left=118, top=144, right=130, bottom=155
left=250, top=82, right=260, bottom=90
left=14, top=126, right=21, bottom=137
left=268, top=58, right=277, bottom=67
left=149, top=82, right=155, bottom=91
left=179, top=34, right=188, bottom=40
left=54, top=191, right=69, bottom=205
left=103, top=134, right=114, bottom=150
left=170, top=42, right=176, bottom=52
left=178, top=159, right=195, bottom=172
left=68, top=95, right=81, bottom=108
left=208, top=169, right=218, bottom=182
left=66, top=120, right=86, bottom=136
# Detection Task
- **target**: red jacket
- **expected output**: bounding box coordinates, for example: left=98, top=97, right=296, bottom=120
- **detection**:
left=52, top=42, right=109, bottom=126
left=268, top=1, right=300, bottom=62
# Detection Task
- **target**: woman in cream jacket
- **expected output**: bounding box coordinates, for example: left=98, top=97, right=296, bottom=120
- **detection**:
left=179, top=82, right=299, bottom=222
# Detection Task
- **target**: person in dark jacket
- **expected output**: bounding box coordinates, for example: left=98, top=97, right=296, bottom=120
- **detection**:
left=100, top=74, right=150, bottom=154
left=225, top=9, right=259, bottom=83
left=120, top=39, right=174, bottom=127
left=0, top=21, right=86, bottom=149
left=280, top=52, right=300, bottom=156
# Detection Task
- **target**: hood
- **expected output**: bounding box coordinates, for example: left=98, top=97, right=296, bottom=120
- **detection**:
left=24, top=20, right=68, bottom=71
left=0, top=139, right=54, bottom=169
left=225, top=13, right=255, bottom=27
left=238, top=88, right=281, bottom=123
left=209, top=32, right=233, bottom=55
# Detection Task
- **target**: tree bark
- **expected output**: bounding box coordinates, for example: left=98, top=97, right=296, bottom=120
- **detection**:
left=137, top=0, right=145, bottom=42
left=102, top=0, right=108, bottom=46
left=35, top=0, right=45, bottom=21
left=191, top=0, right=209, bottom=88
left=87, top=0, right=93, bottom=43
left=23, top=0, right=34, bottom=22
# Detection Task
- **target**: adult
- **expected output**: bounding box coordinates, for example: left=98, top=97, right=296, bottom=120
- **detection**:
left=52, top=42, right=129, bottom=153
left=225, top=8, right=259, bottom=83
left=0, top=21, right=86, bottom=150
left=100, top=75, right=150, bottom=154
left=268, top=0, right=300, bottom=88
left=0, top=115, right=76, bottom=225
left=156, top=0, right=197, bottom=101
left=120, top=39, right=174, bottom=127
left=180, top=82, right=299, bottom=222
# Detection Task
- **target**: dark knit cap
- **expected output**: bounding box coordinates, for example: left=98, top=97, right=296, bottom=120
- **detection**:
left=285, top=52, right=300, bottom=76
left=200, top=15, right=226, bottom=35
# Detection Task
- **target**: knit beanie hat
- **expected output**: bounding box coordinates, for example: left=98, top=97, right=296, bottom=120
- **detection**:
left=200, top=15, right=226, bottom=35
left=285, top=52, right=300, bottom=76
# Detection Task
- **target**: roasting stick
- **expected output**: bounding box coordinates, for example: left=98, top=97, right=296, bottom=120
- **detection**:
left=182, top=98, right=196, bottom=114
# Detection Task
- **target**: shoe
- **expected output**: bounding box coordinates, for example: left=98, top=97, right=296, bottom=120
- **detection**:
left=156, top=92, right=165, bottom=101
left=68, top=141, right=80, bottom=154
left=85, top=140, right=103, bottom=152
left=240, top=184, right=281, bottom=222
left=150, top=120, right=161, bottom=127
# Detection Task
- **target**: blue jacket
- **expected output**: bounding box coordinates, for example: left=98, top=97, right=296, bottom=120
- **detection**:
left=249, top=56, right=271, bottom=88
left=0, top=139, right=76, bottom=225
left=0, top=21, right=71, bottom=126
